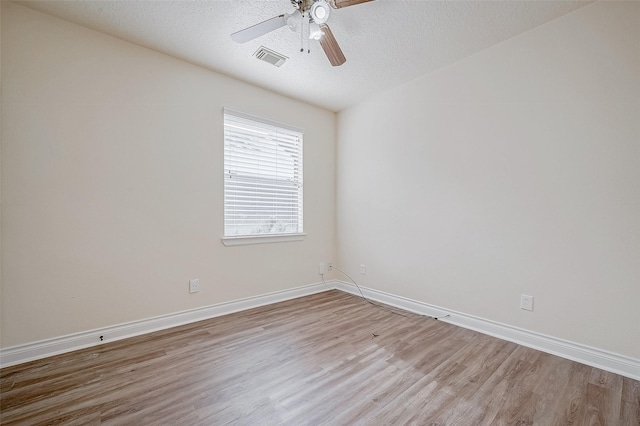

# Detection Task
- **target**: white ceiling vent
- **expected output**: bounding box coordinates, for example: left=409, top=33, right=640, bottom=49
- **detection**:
left=254, top=46, right=288, bottom=67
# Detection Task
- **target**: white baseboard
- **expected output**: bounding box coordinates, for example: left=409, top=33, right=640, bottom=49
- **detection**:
left=0, top=282, right=330, bottom=369
left=333, top=281, right=640, bottom=381
left=3, top=280, right=639, bottom=381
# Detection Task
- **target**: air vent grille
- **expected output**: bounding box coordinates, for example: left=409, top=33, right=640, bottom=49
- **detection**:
left=254, top=47, right=288, bottom=67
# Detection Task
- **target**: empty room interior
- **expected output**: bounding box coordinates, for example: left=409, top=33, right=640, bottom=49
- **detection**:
left=1, top=0, right=639, bottom=424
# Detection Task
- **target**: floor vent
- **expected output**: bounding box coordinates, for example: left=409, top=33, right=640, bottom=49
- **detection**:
left=254, top=46, right=288, bottom=67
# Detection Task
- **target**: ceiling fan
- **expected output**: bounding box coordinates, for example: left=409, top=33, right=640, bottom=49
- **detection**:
left=231, top=0, right=374, bottom=67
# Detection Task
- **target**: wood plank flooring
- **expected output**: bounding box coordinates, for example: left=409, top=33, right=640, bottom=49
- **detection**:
left=1, top=290, right=639, bottom=425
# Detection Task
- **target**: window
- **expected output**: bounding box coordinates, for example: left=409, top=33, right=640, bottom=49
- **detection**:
left=223, top=108, right=304, bottom=243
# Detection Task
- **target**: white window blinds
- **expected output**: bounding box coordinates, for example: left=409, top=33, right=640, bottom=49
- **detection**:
left=224, top=109, right=303, bottom=237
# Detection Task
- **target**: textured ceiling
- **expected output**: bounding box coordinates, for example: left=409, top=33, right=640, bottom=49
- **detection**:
left=16, top=0, right=592, bottom=112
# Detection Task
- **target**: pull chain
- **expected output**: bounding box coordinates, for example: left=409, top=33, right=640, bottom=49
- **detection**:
left=307, top=17, right=311, bottom=54
left=300, top=12, right=304, bottom=52
left=298, top=12, right=312, bottom=55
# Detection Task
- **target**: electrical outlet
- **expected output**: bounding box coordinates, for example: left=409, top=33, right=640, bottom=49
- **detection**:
left=318, top=263, right=325, bottom=274
left=189, top=279, right=200, bottom=293
left=520, top=294, right=533, bottom=311
left=360, top=264, right=366, bottom=275
left=328, top=263, right=333, bottom=271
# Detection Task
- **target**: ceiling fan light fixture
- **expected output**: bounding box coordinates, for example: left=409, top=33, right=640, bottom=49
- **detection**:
left=285, top=10, right=302, bottom=31
left=310, top=1, right=331, bottom=24
left=309, top=22, right=325, bottom=40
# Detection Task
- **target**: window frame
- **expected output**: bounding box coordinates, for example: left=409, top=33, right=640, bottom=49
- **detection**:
left=221, top=108, right=305, bottom=246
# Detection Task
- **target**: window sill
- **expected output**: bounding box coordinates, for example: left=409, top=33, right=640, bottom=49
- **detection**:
left=221, top=233, right=307, bottom=246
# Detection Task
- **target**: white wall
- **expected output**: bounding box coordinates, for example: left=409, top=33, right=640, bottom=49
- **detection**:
left=0, top=2, right=336, bottom=348
left=337, top=1, right=640, bottom=359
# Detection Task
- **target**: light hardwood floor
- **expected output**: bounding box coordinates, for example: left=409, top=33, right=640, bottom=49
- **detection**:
left=1, top=290, right=639, bottom=425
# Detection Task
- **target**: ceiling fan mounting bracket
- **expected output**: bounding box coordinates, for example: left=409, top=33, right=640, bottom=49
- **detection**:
left=293, top=0, right=334, bottom=15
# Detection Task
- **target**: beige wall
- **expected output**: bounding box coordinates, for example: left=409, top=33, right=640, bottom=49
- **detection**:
left=0, top=0, right=3, bottom=349
left=2, top=0, right=639, bottom=361
left=1, top=2, right=336, bottom=348
left=336, top=1, right=640, bottom=359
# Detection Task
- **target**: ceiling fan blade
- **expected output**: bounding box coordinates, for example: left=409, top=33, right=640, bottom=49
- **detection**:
left=319, top=24, right=346, bottom=66
left=231, top=15, right=287, bottom=43
left=329, top=0, right=374, bottom=9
